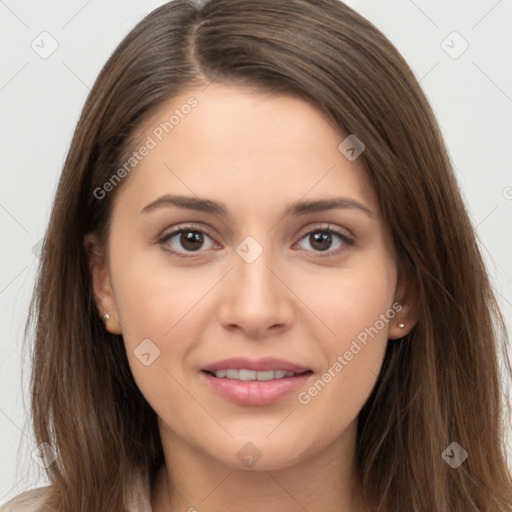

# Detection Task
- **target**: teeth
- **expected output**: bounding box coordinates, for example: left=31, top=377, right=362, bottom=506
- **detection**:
left=256, top=370, right=275, bottom=381
left=238, top=369, right=257, bottom=381
left=210, top=369, right=299, bottom=381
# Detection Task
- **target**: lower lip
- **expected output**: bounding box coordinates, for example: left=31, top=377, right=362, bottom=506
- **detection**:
left=200, top=371, right=312, bottom=406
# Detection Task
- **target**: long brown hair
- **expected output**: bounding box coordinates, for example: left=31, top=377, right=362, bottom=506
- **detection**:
left=20, top=0, right=512, bottom=510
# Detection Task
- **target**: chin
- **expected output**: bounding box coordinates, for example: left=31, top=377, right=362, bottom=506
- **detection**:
left=207, top=435, right=316, bottom=472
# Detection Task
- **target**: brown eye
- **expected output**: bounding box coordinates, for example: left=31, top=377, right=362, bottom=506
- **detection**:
left=160, top=226, right=217, bottom=257
left=295, top=227, right=353, bottom=256
left=309, top=231, right=333, bottom=251
left=179, top=231, right=205, bottom=251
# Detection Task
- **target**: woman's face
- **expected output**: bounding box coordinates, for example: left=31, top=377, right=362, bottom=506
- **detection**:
left=88, top=83, right=413, bottom=471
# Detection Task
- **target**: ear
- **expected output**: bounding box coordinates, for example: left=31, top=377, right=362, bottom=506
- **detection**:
left=388, top=271, right=420, bottom=340
left=83, top=233, right=123, bottom=335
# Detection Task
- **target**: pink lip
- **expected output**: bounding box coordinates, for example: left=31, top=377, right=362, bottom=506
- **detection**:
left=200, top=371, right=312, bottom=406
left=201, top=357, right=310, bottom=373
left=200, top=357, right=313, bottom=406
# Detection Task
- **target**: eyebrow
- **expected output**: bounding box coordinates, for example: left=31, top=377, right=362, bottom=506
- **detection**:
left=141, top=194, right=374, bottom=218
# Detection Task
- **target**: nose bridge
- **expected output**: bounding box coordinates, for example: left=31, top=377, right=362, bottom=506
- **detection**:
left=217, top=232, right=295, bottom=334
left=233, top=234, right=279, bottom=301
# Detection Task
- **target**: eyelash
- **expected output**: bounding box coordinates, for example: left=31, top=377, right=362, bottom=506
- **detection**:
left=157, top=223, right=354, bottom=259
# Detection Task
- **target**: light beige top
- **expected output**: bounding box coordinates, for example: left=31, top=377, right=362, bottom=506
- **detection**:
left=0, top=475, right=152, bottom=511
left=0, top=487, right=53, bottom=512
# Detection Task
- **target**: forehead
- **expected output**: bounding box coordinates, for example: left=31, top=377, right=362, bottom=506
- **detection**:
left=114, top=83, right=379, bottom=217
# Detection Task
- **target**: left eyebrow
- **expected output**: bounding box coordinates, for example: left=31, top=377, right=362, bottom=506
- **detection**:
left=284, top=197, right=374, bottom=218
left=140, top=194, right=374, bottom=218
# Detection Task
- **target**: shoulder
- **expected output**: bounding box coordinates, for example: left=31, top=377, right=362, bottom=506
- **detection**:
left=0, top=471, right=152, bottom=511
left=0, top=486, right=53, bottom=512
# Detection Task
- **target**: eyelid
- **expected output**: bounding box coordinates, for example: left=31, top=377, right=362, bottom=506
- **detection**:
left=159, top=222, right=215, bottom=241
left=295, top=222, right=352, bottom=242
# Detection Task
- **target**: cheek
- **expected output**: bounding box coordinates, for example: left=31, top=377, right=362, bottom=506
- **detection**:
left=306, top=256, right=396, bottom=349
left=108, top=242, right=214, bottom=398
left=297, top=259, right=395, bottom=424
left=111, top=238, right=212, bottom=340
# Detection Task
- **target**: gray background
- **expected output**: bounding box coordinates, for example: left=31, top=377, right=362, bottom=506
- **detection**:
left=1, top=0, right=511, bottom=502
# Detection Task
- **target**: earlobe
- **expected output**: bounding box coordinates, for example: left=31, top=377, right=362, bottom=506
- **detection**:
left=83, top=234, right=123, bottom=335
left=389, top=274, right=420, bottom=340
left=388, top=304, right=417, bottom=339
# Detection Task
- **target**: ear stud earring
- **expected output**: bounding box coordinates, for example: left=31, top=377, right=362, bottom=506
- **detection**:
left=398, top=322, right=405, bottom=329
left=101, top=313, right=110, bottom=322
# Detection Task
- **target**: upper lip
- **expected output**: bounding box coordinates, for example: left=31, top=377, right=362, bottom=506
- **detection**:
left=201, top=357, right=311, bottom=373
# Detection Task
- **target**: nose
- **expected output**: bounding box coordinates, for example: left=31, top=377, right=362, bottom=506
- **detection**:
left=216, top=242, right=295, bottom=339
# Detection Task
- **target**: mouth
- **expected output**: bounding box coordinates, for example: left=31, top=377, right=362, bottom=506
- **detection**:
left=202, top=368, right=312, bottom=381
left=199, top=357, right=313, bottom=406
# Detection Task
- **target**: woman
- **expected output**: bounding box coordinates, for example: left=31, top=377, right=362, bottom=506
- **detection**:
left=2, top=0, right=511, bottom=510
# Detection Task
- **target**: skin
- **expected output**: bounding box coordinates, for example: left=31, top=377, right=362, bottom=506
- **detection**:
left=85, top=83, right=417, bottom=512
